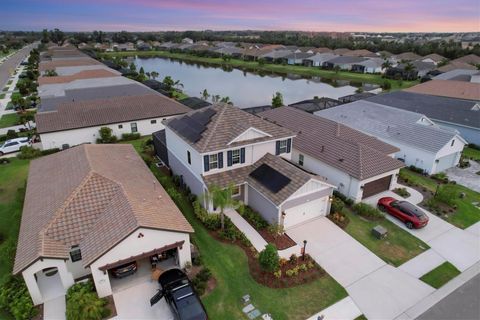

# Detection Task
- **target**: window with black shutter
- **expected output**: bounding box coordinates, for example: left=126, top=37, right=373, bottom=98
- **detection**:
left=70, top=245, right=82, bottom=262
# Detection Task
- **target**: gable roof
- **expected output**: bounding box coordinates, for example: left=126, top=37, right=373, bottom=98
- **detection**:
left=165, top=104, right=294, bottom=153
left=36, top=94, right=190, bottom=134
left=452, top=54, right=480, bottom=65
left=258, top=107, right=403, bottom=180
left=38, top=69, right=120, bottom=85
left=39, top=58, right=102, bottom=72
left=394, top=52, right=422, bottom=61
left=404, top=80, right=480, bottom=101
left=437, top=61, right=477, bottom=72
left=344, top=49, right=377, bottom=58
left=433, top=69, right=479, bottom=81
left=421, top=53, right=446, bottom=63
left=14, top=144, right=193, bottom=274
left=317, top=101, right=463, bottom=153
left=366, top=91, right=480, bottom=129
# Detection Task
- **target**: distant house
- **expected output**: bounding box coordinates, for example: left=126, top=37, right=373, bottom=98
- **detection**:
left=259, top=49, right=293, bottom=63
left=323, top=56, right=367, bottom=70
left=351, top=58, right=384, bottom=73
left=400, top=61, right=436, bottom=78
left=385, top=65, right=418, bottom=81
left=433, top=69, right=479, bottom=82
left=285, top=52, right=314, bottom=65
left=451, top=54, right=480, bottom=65
left=302, top=53, right=338, bottom=67
left=404, top=80, right=480, bottom=101
left=461, top=37, right=480, bottom=49
left=178, top=97, right=212, bottom=110
left=288, top=97, right=340, bottom=113
left=344, top=49, right=377, bottom=58
left=393, top=52, right=422, bottom=62
left=437, top=61, right=477, bottom=72
left=332, top=48, right=352, bottom=55
left=182, top=37, right=194, bottom=44
left=214, top=46, right=244, bottom=58
left=421, top=53, right=446, bottom=65
left=242, top=105, right=273, bottom=115
left=317, top=101, right=467, bottom=174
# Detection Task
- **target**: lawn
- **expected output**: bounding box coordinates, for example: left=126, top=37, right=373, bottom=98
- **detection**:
left=0, top=93, right=5, bottom=99
left=463, top=147, right=480, bottom=161
left=151, top=169, right=347, bottom=319
left=0, top=113, right=20, bottom=129
left=399, top=168, right=480, bottom=229
left=342, top=208, right=429, bottom=266
left=104, top=51, right=418, bottom=90
left=420, top=262, right=460, bottom=289
left=0, top=158, right=29, bottom=285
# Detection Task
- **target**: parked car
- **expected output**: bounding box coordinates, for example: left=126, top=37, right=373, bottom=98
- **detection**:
left=378, top=197, right=429, bottom=229
left=0, top=137, right=31, bottom=155
left=150, top=268, right=207, bottom=320
left=110, top=261, right=137, bottom=278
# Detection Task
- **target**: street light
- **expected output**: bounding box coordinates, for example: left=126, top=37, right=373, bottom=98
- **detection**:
left=302, top=240, right=307, bottom=261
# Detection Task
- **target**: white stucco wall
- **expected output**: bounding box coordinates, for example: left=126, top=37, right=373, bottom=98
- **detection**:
left=90, top=228, right=191, bottom=298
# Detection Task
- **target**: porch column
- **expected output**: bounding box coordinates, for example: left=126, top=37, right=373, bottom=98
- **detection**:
left=57, top=262, right=75, bottom=290
left=22, top=271, right=43, bottom=306
left=177, top=239, right=192, bottom=268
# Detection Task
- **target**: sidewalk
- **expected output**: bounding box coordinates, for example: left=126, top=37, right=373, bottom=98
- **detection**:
left=306, top=297, right=362, bottom=320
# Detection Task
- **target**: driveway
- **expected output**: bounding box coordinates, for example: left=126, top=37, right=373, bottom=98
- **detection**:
left=287, top=218, right=434, bottom=320
left=112, top=280, right=174, bottom=320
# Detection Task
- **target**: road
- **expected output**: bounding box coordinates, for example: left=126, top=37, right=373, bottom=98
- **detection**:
left=0, top=43, right=36, bottom=90
left=417, top=274, right=480, bottom=320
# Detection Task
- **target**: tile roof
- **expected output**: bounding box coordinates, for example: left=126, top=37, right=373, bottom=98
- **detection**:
left=404, top=80, right=480, bottom=101
left=343, top=49, right=377, bottom=58
left=394, top=52, right=422, bottom=61
left=14, top=144, right=193, bottom=274
left=437, top=61, right=477, bottom=72
left=203, top=153, right=319, bottom=205
left=451, top=54, right=480, bottom=65
left=325, top=56, right=367, bottom=64
left=39, top=58, right=102, bottom=72
left=36, top=94, right=191, bottom=133
left=317, top=101, right=463, bottom=153
left=433, top=69, right=479, bottom=81
left=258, top=107, right=403, bottom=180
left=165, top=104, right=294, bottom=153
left=421, top=53, right=446, bottom=63
left=38, top=69, right=120, bottom=85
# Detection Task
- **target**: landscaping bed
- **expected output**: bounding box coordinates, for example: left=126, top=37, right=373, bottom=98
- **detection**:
left=420, top=262, right=461, bottom=289
left=258, top=229, right=296, bottom=250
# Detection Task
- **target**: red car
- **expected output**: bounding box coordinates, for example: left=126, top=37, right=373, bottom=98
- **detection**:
left=378, top=197, right=429, bottom=229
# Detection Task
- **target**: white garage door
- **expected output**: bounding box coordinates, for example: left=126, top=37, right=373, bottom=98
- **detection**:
left=283, top=197, right=328, bottom=229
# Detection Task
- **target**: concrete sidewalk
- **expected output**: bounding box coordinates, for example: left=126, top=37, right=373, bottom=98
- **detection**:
left=44, top=295, right=66, bottom=320
left=306, top=296, right=362, bottom=320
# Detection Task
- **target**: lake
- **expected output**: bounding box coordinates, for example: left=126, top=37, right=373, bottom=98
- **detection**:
left=133, top=57, right=372, bottom=108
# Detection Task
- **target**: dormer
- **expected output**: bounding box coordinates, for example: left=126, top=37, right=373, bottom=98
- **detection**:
left=228, top=127, right=273, bottom=145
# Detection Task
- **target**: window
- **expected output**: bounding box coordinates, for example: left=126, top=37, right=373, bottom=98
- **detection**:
left=118, top=124, right=123, bottom=129
left=451, top=139, right=455, bottom=147
left=151, top=119, right=157, bottom=124
left=130, top=122, right=138, bottom=133
left=232, top=185, right=240, bottom=196
left=209, top=154, right=218, bottom=169
left=279, top=140, right=288, bottom=154
left=187, top=151, right=191, bottom=165
left=232, top=149, right=240, bottom=165
left=299, top=154, right=304, bottom=166
left=70, top=246, right=82, bottom=262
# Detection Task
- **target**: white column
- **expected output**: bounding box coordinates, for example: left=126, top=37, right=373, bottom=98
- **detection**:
left=22, top=271, right=43, bottom=306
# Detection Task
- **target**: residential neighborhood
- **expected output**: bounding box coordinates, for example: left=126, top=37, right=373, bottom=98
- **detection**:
left=0, top=3, right=479, bottom=320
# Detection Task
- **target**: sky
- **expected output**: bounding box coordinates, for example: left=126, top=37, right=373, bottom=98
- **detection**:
left=1, top=0, right=479, bottom=32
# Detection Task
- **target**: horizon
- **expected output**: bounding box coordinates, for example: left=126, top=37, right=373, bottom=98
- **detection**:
left=2, top=0, right=479, bottom=33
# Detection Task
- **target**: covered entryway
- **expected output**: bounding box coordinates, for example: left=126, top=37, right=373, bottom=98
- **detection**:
left=283, top=197, right=328, bottom=229
left=362, top=175, right=392, bottom=199
left=35, top=267, right=66, bottom=302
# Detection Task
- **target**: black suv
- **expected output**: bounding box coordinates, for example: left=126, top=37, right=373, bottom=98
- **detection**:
left=150, top=268, right=207, bottom=320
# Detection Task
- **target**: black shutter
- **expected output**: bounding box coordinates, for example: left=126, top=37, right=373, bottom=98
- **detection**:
left=275, top=141, right=280, bottom=155
left=204, top=155, right=209, bottom=172
left=240, top=148, right=245, bottom=163
left=227, top=150, right=233, bottom=167
left=218, top=152, right=223, bottom=168
left=287, top=138, right=292, bottom=153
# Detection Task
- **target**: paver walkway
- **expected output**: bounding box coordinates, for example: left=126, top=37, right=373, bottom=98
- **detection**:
left=44, top=295, right=66, bottom=320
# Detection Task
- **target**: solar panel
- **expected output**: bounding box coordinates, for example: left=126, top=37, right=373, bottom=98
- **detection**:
left=249, top=164, right=291, bottom=193
left=169, top=108, right=217, bottom=143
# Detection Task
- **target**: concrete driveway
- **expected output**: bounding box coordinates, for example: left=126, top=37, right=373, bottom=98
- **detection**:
left=112, top=280, right=174, bottom=320
left=287, top=218, right=435, bottom=320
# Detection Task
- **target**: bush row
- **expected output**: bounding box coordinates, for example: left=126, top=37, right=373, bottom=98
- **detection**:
left=0, top=276, right=37, bottom=320
left=237, top=204, right=269, bottom=230
left=352, top=203, right=384, bottom=220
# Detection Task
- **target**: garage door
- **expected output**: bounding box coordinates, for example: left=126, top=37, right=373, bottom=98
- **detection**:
left=362, top=175, right=392, bottom=199
left=283, top=197, right=327, bottom=229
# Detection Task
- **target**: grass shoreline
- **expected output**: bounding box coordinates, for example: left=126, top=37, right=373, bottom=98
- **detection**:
left=102, top=50, right=418, bottom=90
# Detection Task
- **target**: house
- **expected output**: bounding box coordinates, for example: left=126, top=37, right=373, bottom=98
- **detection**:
left=332, top=48, right=352, bottom=55
left=317, top=101, right=467, bottom=174
left=38, top=69, right=120, bottom=86
left=338, top=92, right=376, bottom=103
left=288, top=97, right=340, bottom=113
left=302, top=53, right=338, bottom=67
left=258, top=107, right=405, bottom=201
left=367, top=91, right=480, bottom=145
left=241, top=105, right=273, bottom=115
left=13, top=144, right=193, bottom=305
left=450, top=54, right=480, bottom=65
left=404, top=80, right=480, bottom=101
left=259, top=49, right=293, bottom=63
left=393, top=52, right=422, bottom=62
left=178, top=97, right=212, bottom=110
left=433, top=69, right=479, bottom=81
left=158, top=104, right=335, bottom=229
left=461, top=37, right=480, bottom=49
left=182, top=37, right=194, bottom=44
left=437, top=61, right=477, bottom=72
left=214, top=46, right=244, bottom=58
left=35, top=94, right=190, bottom=150
left=343, top=49, right=377, bottom=58
left=285, top=52, right=314, bottom=65
left=385, top=65, right=418, bottom=80
left=420, top=53, right=446, bottom=65
left=323, top=56, right=367, bottom=70
left=351, top=58, right=384, bottom=73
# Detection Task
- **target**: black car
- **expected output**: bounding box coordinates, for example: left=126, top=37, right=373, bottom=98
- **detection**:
left=111, top=261, right=137, bottom=278
left=150, top=268, right=207, bottom=320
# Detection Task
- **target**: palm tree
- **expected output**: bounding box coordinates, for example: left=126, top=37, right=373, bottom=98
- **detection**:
left=201, top=89, right=210, bottom=101
left=150, top=71, right=159, bottom=80
left=403, top=62, right=416, bottom=80
left=220, top=96, right=232, bottom=105
left=381, top=59, right=392, bottom=70
left=211, top=94, right=221, bottom=103
left=206, top=184, right=239, bottom=230
left=174, top=79, right=184, bottom=90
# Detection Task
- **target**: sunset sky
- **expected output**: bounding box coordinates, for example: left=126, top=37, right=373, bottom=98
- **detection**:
left=2, top=0, right=479, bottom=32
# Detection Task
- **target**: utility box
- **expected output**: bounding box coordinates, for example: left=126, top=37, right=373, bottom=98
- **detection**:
left=372, top=225, right=388, bottom=239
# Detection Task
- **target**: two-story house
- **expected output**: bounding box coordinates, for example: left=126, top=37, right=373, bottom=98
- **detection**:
left=155, top=104, right=335, bottom=229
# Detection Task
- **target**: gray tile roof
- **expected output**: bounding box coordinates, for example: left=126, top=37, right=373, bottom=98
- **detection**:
left=14, top=144, right=193, bottom=274
left=317, top=101, right=462, bottom=153
left=366, top=91, right=480, bottom=129
left=433, top=69, right=479, bottom=81
left=258, top=107, right=403, bottom=180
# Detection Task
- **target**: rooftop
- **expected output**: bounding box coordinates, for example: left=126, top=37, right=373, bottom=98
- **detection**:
left=404, top=80, right=480, bottom=101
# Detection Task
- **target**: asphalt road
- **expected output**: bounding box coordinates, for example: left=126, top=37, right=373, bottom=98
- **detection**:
left=417, top=274, right=480, bottom=320
left=0, top=43, right=36, bottom=90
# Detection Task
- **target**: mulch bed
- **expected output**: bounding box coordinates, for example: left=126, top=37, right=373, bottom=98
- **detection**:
left=104, top=295, right=117, bottom=319
left=187, top=265, right=217, bottom=297
left=328, top=211, right=350, bottom=229
left=258, top=229, right=296, bottom=250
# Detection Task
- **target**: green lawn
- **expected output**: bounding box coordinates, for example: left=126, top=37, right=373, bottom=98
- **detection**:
left=0, top=158, right=29, bottom=285
left=0, top=93, right=5, bottom=99
left=420, top=262, right=461, bottom=289
left=342, top=209, right=429, bottom=266
left=0, top=113, right=20, bottom=128
left=399, top=168, right=480, bottom=229
left=123, top=140, right=347, bottom=319
left=104, top=51, right=418, bottom=90
left=463, top=147, right=480, bottom=161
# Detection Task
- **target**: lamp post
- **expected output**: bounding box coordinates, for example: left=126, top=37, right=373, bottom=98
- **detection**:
left=302, top=240, right=307, bottom=261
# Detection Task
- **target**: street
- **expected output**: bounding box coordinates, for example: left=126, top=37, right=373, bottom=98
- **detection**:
left=0, top=43, right=36, bottom=90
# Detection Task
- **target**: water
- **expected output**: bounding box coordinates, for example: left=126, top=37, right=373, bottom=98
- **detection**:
left=133, top=57, right=372, bottom=108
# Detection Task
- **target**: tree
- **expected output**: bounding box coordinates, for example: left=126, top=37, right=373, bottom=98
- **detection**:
left=403, top=62, right=416, bottom=80
left=271, top=92, right=283, bottom=108
left=220, top=96, right=232, bottom=105
left=41, top=29, right=49, bottom=43
left=49, top=28, right=65, bottom=45
left=206, top=184, right=238, bottom=230
left=333, top=65, right=341, bottom=74
left=19, top=113, right=34, bottom=130
left=211, top=94, right=221, bottom=103
left=129, top=62, right=136, bottom=72
left=150, top=71, right=159, bottom=80
left=258, top=244, right=280, bottom=272
left=174, top=79, right=184, bottom=90
left=66, top=281, right=108, bottom=320
left=201, top=89, right=210, bottom=101
left=139, top=67, right=145, bottom=75
left=381, top=59, right=392, bottom=70
left=97, top=127, right=117, bottom=143
left=162, top=76, right=175, bottom=92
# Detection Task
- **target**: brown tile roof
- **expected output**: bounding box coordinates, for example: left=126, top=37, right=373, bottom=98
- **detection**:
left=394, top=52, right=422, bottom=61
left=344, top=49, right=377, bottom=58
left=451, top=54, right=480, bottom=65
left=203, top=153, right=320, bottom=205
left=313, top=47, right=333, bottom=54
left=14, top=144, right=193, bottom=274
left=421, top=53, right=446, bottom=63
left=437, top=61, right=477, bottom=72
left=165, top=103, right=294, bottom=153
left=404, top=80, right=480, bottom=101
left=333, top=48, right=352, bottom=55
left=38, top=69, right=119, bottom=85
left=39, top=58, right=102, bottom=72
left=36, top=94, right=191, bottom=133
left=258, top=107, right=404, bottom=180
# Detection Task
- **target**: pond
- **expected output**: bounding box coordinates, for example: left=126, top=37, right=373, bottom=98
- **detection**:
left=133, top=57, right=376, bottom=108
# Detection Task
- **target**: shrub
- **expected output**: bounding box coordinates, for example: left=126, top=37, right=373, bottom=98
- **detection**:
left=121, top=133, right=141, bottom=141
left=393, top=187, right=410, bottom=198
left=96, top=127, right=117, bottom=143
left=240, top=205, right=269, bottom=229
left=274, top=270, right=282, bottom=278
left=191, top=278, right=207, bottom=296
left=289, top=254, right=298, bottom=265
left=267, top=223, right=284, bottom=238
left=330, top=196, right=345, bottom=213
left=299, top=264, right=308, bottom=272
left=41, top=148, right=60, bottom=156
left=409, top=165, right=425, bottom=174
left=193, top=201, right=221, bottom=230
left=6, top=130, right=18, bottom=140
left=17, top=146, right=42, bottom=159
left=431, top=172, right=448, bottom=183
left=197, top=268, right=212, bottom=282
left=352, top=203, right=384, bottom=220
left=435, top=186, right=457, bottom=207
left=258, top=244, right=280, bottom=272
left=66, top=280, right=109, bottom=320
left=381, top=80, right=392, bottom=90
left=0, top=276, right=37, bottom=320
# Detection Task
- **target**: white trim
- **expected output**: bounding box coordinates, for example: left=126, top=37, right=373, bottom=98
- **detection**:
left=227, top=127, right=273, bottom=145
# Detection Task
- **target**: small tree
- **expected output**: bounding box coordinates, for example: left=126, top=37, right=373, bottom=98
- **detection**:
left=139, top=67, right=145, bottom=75
left=205, top=184, right=238, bottom=230
left=129, top=62, right=136, bottom=72
left=333, top=65, right=341, bottom=74
left=258, top=244, right=280, bottom=272
left=271, top=92, right=283, bottom=108
left=97, top=127, right=117, bottom=143
left=220, top=96, right=232, bottom=105
left=163, top=76, right=175, bottom=92
left=201, top=89, right=210, bottom=101
left=150, top=71, right=159, bottom=80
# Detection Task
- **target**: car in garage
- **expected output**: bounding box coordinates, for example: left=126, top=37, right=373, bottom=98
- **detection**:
left=377, top=197, right=429, bottom=229
left=0, top=137, right=31, bottom=155
left=150, top=268, right=207, bottom=320
left=111, top=261, right=138, bottom=278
